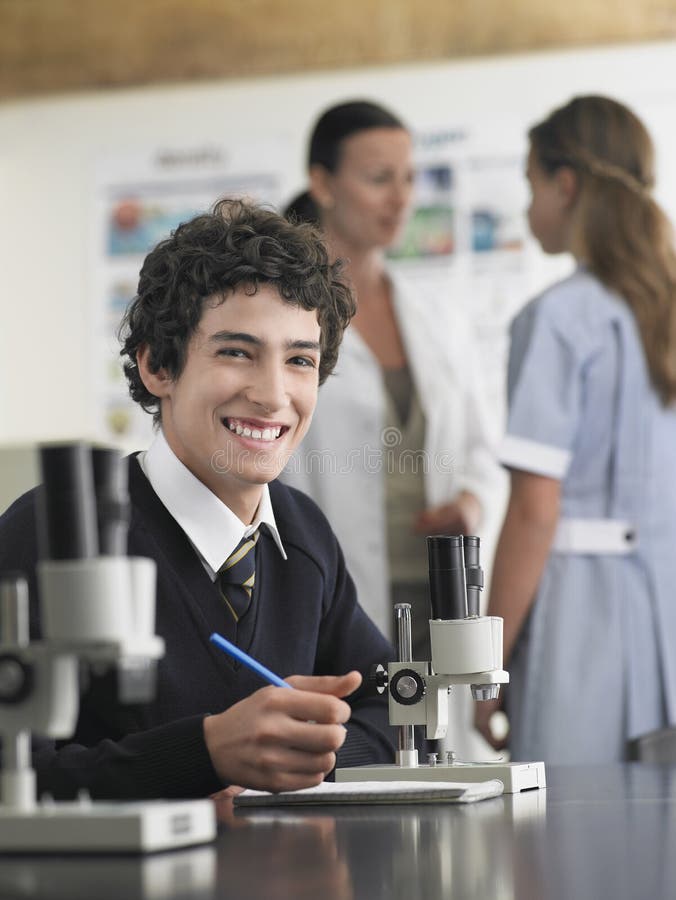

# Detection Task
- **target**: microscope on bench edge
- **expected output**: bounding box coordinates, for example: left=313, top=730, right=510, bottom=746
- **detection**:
left=336, top=535, right=546, bottom=793
left=0, top=443, right=216, bottom=853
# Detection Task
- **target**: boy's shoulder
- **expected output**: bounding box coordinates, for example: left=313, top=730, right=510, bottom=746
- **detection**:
left=0, top=486, right=39, bottom=536
left=0, top=486, right=41, bottom=575
left=268, top=479, right=339, bottom=567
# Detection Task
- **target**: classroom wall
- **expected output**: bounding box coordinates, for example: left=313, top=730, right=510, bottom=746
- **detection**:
left=4, top=0, right=676, bottom=100
left=1, top=39, right=676, bottom=491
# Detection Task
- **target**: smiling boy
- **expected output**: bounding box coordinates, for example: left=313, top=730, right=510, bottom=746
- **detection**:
left=0, top=200, right=395, bottom=799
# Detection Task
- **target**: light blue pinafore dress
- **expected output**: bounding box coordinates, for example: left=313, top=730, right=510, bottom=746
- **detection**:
left=500, top=268, right=676, bottom=763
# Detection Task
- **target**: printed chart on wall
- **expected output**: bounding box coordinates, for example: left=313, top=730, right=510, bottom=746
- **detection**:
left=91, top=142, right=288, bottom=448
left=387, top=120, right=556, bottom=419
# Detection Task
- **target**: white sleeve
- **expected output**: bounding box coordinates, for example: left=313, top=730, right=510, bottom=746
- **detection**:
left=500, top=296, right=582, bottom=479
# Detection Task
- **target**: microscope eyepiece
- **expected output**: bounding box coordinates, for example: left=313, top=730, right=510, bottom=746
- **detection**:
left=426, top=535, right=468, bottom=620
left=38, top=444, right=98, bottom=561
left=92, top=447, right=130, bottom=556
left=37, top=444, right=130, bottom=561
left=463, top=535, right=484, bottom=617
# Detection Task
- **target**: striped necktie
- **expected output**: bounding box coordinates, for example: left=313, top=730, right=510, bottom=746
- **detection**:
left=218, top=530, right=260, bottom=623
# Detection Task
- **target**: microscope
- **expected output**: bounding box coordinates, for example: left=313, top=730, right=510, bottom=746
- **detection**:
left=336, top=535, right=545, bottom=793
left=0, top=443, right=216, bottom=852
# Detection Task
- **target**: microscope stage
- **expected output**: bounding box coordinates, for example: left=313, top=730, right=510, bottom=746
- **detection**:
left=336, top=760, right=546, bottom=793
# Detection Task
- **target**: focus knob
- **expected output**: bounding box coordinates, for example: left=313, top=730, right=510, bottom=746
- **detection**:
left=0, top=653, right=34, bottom=704
left=389, top=668, right=426, bottom=706
left=369, top=663, right=388, bottom=694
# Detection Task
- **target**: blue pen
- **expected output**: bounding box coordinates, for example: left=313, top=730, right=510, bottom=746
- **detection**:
left=209, top=632, right=292, bottom=689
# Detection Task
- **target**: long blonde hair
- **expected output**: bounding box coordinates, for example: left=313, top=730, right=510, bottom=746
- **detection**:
left=530, top=95, right=676, bottom=405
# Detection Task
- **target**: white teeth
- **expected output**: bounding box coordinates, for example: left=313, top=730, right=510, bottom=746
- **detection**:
left=227, top=420, right=283, bottom=440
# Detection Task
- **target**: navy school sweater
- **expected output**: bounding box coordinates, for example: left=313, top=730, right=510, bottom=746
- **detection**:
left=0, top=457, right=396, bottom=799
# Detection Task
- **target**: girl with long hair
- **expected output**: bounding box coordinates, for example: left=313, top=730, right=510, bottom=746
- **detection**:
left=475, top=95, right=676, bottom=763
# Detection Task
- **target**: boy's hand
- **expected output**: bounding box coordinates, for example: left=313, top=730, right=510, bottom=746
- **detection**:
left=203, top=671, right=362, bottom=793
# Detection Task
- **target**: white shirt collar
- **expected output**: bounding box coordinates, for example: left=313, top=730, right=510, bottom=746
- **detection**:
left=138, top=429, right=286, bottom=580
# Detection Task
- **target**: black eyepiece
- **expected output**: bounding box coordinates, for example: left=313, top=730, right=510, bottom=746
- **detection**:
left=426, top=535, right=468, bottom=620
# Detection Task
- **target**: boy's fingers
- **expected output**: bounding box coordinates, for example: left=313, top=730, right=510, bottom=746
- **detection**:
left=287, top=670, right=362, bottom=696
left=285, top=720, right=348, bottom=754
left=275, top=689, right=352, bottom=725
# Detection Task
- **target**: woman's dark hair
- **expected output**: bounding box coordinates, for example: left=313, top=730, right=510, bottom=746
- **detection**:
left=119, top=197, right=356, bottom=423
left=530, top=95, right=676, bottom=404
left=307, top=100, right=405, bottom=172
left=283, top=99, right=406, bottom=225
left=283, top=190, right=322, bottom=227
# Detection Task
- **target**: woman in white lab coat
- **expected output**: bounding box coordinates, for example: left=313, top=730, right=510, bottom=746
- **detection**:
left=283, top=100, right=501, bottom=660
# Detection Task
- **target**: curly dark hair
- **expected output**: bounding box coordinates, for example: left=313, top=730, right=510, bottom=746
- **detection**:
left=119, top=198, right=356, bottom=422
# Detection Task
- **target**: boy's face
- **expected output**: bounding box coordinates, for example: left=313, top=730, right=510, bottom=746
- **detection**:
left=142, top=284, right=321, bottom=521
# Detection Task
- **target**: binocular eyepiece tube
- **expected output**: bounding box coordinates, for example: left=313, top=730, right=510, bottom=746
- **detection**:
left=37, top=444, right=130, bottom=561
left=426, top=534, right=484, bottom=620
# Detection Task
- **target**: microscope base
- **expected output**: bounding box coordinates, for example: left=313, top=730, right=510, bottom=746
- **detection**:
left=0, top=799, right=216, bottom=854
left=336, top=760, right=546, bottom=793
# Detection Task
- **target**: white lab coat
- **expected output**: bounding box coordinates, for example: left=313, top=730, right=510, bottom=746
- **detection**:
left=283, top=272, right=502, bottom=638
